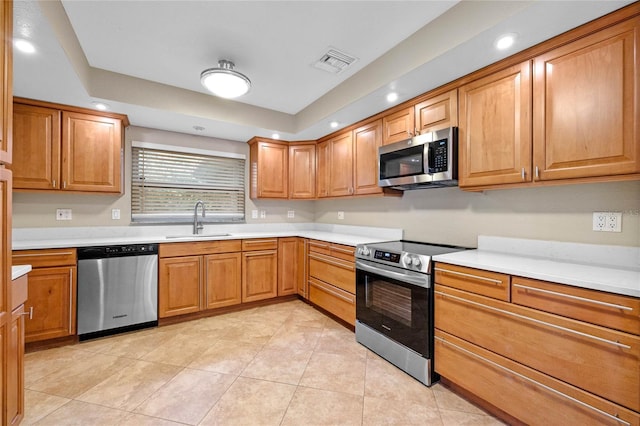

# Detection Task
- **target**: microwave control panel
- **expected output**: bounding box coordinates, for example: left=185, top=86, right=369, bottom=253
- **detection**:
left=428, top=140, right=448, bottom=174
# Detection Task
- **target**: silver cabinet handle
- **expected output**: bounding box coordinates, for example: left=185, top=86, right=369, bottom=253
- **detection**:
left=21, top=306, right=34, bottom=320
left=513, top=284, right=633, bottom=312
left=63, top=181, right=67, bottom=189
left=52, top=179, right=57, bottom=188
left=331, top=246, right=355, bottom=255
left=309, top=253, right=354, bottom=271
left=435, top=336, right=631, bottom=426
left=521, top=168, right=525, bottom=180
left=13, top=251, right=74, bottom=258
left=435, top=290, right=632, bottom=350
left=309, top=242, right=329, bottom=249
left=535, top=166, right=540, bottom=179
left=434, top=267, right=504, bottom=285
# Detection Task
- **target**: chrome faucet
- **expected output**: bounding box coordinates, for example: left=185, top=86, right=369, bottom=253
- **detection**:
left=193, top=200, right=206, bottom=235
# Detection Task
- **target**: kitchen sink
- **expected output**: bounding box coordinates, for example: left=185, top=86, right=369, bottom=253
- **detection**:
left=165, top=233, right=231, bottom=239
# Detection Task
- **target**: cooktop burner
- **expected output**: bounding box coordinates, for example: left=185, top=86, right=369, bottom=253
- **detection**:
left=355, top=240, right=468, bottom=274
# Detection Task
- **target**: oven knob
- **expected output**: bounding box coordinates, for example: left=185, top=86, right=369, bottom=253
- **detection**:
left=362, top=247, right=370, bottom=256
left=404, top=255, right=412, bottom=266
left=413, top=257, right=422, bottom=268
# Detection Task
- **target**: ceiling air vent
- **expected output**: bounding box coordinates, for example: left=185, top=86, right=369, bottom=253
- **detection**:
left=313, top=48, right=358, bottom=74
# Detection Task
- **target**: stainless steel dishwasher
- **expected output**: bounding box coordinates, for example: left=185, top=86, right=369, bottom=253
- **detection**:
left=77, top=243, right=158, bottom=340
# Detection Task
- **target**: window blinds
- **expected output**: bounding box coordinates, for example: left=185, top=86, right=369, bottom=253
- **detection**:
left=131, top=145, right=245, bottom=223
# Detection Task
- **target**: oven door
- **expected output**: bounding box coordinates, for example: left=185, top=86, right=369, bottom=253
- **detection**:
left=356, top=259, right=432, bottom=357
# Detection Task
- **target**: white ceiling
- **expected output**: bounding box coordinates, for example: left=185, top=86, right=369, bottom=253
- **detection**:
left=12, top=0, right=633, bottom=143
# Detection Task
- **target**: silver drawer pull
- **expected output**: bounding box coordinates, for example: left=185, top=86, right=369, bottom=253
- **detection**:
left=309, top=253, right=354, bottom=271
left=435, top=291, right=632, bottom=350
left=435, top=336, right=631, bottom=426
left=21, top=307, right=34, bottom=320
left=331, top=246, right=355, bottom=255
left=13, top=251, right=74, bottom=257
left=435, top=267, right=503, bottom=285
left=513, top=284, right=633, bottom=312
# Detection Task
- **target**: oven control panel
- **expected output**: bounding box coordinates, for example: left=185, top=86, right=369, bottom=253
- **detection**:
left=374, top=250, right=400, bottom=263
left=356, top=244, right=430, bottom=273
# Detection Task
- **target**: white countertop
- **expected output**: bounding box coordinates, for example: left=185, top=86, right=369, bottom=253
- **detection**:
left=12, top=265, right=31, bottom=280
left=433, top=236, right=640, bottom=298
left=12, top=223, right=403, bottom=250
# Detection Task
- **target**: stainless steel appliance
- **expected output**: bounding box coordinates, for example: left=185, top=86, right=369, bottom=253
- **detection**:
left=77, top=244, right=158, bottom=340
left=355, top=240, right=466, bottom=385
left=378, top=127, right=458, bottom=190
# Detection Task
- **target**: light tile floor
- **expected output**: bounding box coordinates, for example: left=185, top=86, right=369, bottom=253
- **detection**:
left=24, top=300, right=504, bottom=425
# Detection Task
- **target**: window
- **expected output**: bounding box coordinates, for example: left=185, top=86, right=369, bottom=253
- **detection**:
left=131, top=142, right=245, bottom=223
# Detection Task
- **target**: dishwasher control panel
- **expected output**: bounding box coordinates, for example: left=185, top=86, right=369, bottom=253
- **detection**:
left=78, top=243, right=158, bottom=259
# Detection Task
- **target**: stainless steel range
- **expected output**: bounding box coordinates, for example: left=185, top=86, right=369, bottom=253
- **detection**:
left=355, top=240, right=467, bottom=386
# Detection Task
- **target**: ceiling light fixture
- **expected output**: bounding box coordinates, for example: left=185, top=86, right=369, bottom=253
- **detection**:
left=271, top=133, right=280, bottom=140
left=200, top=59, right=251, bottom=99
left=330, top=121, right=339, bottom=129
left=91, top=101, right=109, bottom=111
left=386, top=92, right=398, bottom=103
left=495, top=33, right=517, bottom=50
left=14, top=39, right=35, bottom=54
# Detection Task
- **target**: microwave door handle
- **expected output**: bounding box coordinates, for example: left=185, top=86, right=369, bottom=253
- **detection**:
left=426, top=143, right=435, bottom=174
left=356, top=260, right=430, bottom=288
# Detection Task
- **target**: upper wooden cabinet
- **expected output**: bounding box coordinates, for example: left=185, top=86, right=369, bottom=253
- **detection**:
left=12, top=99, right=128, bottom=193
left=317, top=130, right=354, bottom=197
left=414, top=89, right=458, bottom=135
left=288, top=142, right=315, bottom=199
left=459, top=62, right=532, bottom=188
left=382, top=107, right=414, bottom=145
left=248, top=138, right=288, bottom=199
left=316, top=140, right=330, bottom=198
left=532, top=18, right=640, bottom=182
left=353, top=120, right=383, bottom=196
left=0, top=0, right=11, bottom=165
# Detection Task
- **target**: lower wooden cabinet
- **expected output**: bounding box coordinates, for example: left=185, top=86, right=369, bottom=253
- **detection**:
left=159, top=256, right=201, bottom=318
left=12, top=249, right=77, bottom=343
left=204, top=253, right=242, bottom=309
left=242, top=249, right=278, bottom=303
left=277, top=237, right=302, bottom=296
left=7, top=304, right=25, bottom=426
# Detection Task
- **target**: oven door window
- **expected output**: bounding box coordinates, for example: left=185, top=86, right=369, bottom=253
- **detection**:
left=379, top=145, right=425, bottom=180
left=356, top=269, right=430, bottom=357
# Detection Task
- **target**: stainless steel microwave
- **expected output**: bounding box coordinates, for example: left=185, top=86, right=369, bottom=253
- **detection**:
left=378, top=127, right=458, bottom=190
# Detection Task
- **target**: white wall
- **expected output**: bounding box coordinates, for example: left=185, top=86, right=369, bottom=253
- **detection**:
left=12, top=126, right=640, bottom=248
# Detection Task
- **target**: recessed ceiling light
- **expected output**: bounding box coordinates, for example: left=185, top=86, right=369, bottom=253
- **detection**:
left=91, top=102, right=109, bottom=111
left=271, top=133, right=280, bottom=139
left=14, top=39, right=35, bottom=54
left=330, top=121, right=339, bottom=129
left=386, top=92, right=398, bottom=103
left=495, top=33, right=517, bottom=50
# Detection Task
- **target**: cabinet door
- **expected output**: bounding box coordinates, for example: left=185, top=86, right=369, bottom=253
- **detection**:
left=289, top=144, right=316, bottom=199
left=61, top=111, right=122, bottom=193
left=242, top=250, right=277, bottom=303
left=353, top=120, right=383, bottom=195
left=204, top=253, right=241, bottom=310
left=12, top=104, right=60, bottom=190
left=328, top=131, right=353, bottom=197
left=25, top=266, right=76, bottom=342
left=415, top=89, right=458, bottom=134
left=533, top=19, right=640, bottom=181
left=7, top=305, right=25, bottom=426
left=254, top=141, right=288, bottom=198
left=0, top=0, right=11, bottom=165
left=382, top=107, right=415, bottom=145
left=316, top=140, right=330, bottom=198
left=459, top=62, right=532, bottom=188
left=277, top=238, right=299, bottom=296
left=159, top=256, right=201, bottom=318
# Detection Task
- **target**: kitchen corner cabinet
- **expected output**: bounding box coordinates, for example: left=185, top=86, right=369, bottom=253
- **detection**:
left=242, top=238, right=278, bottom=303
left=277, top=237, right=302, bottom=296
left=288, top=143, right=316, bottom=199
left=532, top=17, right=640, bottom=182
left=458, top=61, right=532, bottom=188
left=307, top=240, right=356, bottom=325
left=434, top=262, right=640, bottom=425
left=317, top=131, right=353, bottom=197
left=11, top=249, right=77, bottom=343
left=12, top=98, right=127, bottom=193
left=158, top=240, right=241, bottom=318
left=248, top=138, right=288, bottom=199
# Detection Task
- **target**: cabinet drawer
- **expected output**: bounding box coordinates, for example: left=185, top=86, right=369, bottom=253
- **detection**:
left=159, top=240, right=241, bottom=257
left=435, top=263, right=510, bottom=301
left=435, top=330, right=640, bottom=426
left=308, top=240, right=355, bottom=262
left=308, top=252, right=355, bottom=293
left=435, top=285, right=640, bottom=411
left=512, top=277, right=640, bottom=335
left=308, top=277, right=355, bottom=326
left=241, top=238, right=278, bottom=251
left=12, top=248, right=77, bottom=268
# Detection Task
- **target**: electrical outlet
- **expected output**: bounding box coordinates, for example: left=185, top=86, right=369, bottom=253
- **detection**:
left=287, top=210, right=295, bottom=218
left=111, top=208, right=120, bottom=220
left=337, top=211, right=345, bottom=220
left=593, top=212, right=622, bottom=232
left=260, top=210, right=266, bottom=219
left=251, top=210, right=258, bottom=219
left=56, top=208, right=72, bottom=221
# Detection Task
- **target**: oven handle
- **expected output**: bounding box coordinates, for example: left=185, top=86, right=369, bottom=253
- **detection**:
left=356, top=260, right=430, bottom=288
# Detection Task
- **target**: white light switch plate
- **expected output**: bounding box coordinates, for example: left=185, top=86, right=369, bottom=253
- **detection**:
left=111, top=208, right=121, bottom=220
left=56, top=208, right=72, bottom=220
left=337, top=211, right=345, bottom=220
